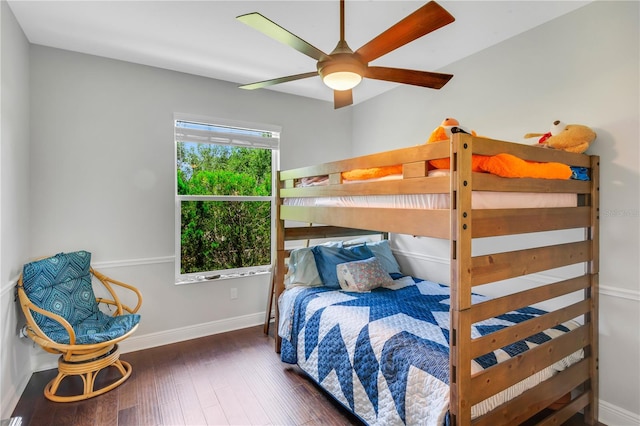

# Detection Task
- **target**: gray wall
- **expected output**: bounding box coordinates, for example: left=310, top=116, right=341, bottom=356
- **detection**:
left=0, top=0, right=33, bottom=417
left=352, top=2, right=639, bottom=424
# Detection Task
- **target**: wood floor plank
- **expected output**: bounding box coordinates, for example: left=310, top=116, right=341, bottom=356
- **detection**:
left=214, top=385, right=252, bottom=425
left=73, top=397, right=99, bottom=426
left=12, top=325, right=602, bottom=426
left=132, top=353, right=163, bottom=426
left=153, top=365, right=181, bottom=406
left=116, top=367, right=139, bottom=411
left=174, top=380, right=208, bottom=425
left=157, top=401, right=186, bottom=426
left=53, top=402, right=78, bottom=426
left=116, top=405, right=138, bottom=426
left=201, top=402, right=229, bottom=425
left=94, top=388, right=119, bottom=426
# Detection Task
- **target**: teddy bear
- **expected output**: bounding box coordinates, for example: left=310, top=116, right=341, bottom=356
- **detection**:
left=525, top=120, right=596, bottom=153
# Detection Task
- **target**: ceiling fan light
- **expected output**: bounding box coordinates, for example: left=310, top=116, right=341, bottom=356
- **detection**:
left=323, top=71, right=362, bottom=91
left=318, top=56, right=366, bottom=91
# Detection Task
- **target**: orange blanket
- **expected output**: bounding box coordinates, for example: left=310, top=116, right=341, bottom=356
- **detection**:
left=341, top=165, right=403, bottom=181
left=429, top=152, right=572, bottom=180
left=342, top=147, right=572, bottom=181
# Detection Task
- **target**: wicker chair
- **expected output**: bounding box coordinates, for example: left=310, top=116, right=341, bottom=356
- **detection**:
left=16, top=250, right=142, bottom=402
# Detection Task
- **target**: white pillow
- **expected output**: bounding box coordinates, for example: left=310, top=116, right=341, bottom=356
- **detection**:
left=285, top=241, right=342, bottom=288
left=337, top=257, right=394, bottom=293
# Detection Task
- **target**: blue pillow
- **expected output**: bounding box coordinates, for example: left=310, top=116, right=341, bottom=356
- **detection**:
left=285, top=241, right=342, bottom=288
left=311, top=244, right=374, bottom=288
left=365, top=240, right=401, bottom=275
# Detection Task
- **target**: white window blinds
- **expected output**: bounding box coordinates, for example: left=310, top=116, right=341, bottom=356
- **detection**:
left=174, top=117, right=280, bottom=150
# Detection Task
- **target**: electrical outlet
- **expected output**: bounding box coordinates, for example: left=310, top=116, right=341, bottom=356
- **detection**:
left=230, top=288, right=238, bottom=300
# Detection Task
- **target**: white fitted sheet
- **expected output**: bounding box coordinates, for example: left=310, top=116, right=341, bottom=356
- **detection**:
left=288, top=170, right=577, bottom=209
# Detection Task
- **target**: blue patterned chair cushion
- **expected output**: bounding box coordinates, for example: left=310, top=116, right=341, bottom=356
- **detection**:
left=22, top=251, right=140, bottom=345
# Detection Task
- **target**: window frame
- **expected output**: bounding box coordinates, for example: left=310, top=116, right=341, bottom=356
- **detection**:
left=174, top=113, right=280, bottom=285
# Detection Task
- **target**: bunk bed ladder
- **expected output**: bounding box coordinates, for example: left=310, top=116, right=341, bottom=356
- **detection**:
left=263, top=220, right=312, bottom=337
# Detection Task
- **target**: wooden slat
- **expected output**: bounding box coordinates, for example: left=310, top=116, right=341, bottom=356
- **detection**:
left=449, top=309, right=473, bottom=426
left=585, top=156, right=600, bottom=424
left=472, top=359, right=590, bottom=426
left=403, top=160, right=428, bottom=178
left=279, top=142, right=449, bottom=180
left=470, top=275, right=591, bottom=323
left=283, top=226, right=381, bottom=241
left=273, top=179, right=286, bottom=352
left=589, top=156, right=600, bottom=274
left=449, top=133, right=475, bottom=426
left=472, top=172, right=592, bottom=193
left=470, top=325, right=589, bottom=405
left=280, top=205, right=451, bottom=239
left=536, top=391, right=590, bottom=426
left=472, top=207, right=591, bottom=238
left=470, top=241, right=592, bottom=286
left=471, top=136, right=592, bottom=167
left=451, top=134, right=475, bottom=311
left=470, top=299, right=590, bottom=359
left=280, top=175, right=450, bottom=197
left=328, top=173, right=342, bottom=185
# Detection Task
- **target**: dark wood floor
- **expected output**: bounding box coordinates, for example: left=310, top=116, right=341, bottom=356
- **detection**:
left=11, top=325, right=603, bottom=426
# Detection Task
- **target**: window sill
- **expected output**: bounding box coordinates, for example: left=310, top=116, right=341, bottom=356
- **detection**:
left=175, top=269, right=270, bottom=285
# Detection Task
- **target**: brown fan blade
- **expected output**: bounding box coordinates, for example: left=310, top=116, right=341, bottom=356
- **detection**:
left=365, top=66, right=453, bottom=89
left=237, top=13, right=329, bottom=62
left=239, top=72, right=319, bottom=90
left=355, top=1, right=455, bottom=63
left=334, top=89, right=353, bottom=109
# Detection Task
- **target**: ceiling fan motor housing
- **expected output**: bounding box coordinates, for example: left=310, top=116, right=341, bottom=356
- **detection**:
left=318, top=53, right=366, bottom=82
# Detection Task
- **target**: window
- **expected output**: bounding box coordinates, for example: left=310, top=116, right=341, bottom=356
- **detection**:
left=174, top=115, right=280, bottom=284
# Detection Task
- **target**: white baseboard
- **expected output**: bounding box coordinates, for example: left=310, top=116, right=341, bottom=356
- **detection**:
left=599, top=400, right=640, bottom=426
left=31, top=311, right=266, bottom=372
left=119, top=311, right=265, bottom=354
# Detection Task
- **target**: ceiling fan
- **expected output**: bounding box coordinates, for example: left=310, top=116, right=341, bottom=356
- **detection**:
left=237, top=0, right=455, bottom=109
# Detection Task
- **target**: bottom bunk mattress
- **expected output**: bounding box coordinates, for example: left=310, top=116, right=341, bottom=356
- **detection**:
left=278, top=277, right=583, bottom=426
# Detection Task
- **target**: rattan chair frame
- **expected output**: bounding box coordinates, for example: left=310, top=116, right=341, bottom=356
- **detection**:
left=16, top=265, right=142, bottom=402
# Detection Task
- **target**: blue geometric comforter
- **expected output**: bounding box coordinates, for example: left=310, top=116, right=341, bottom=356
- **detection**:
left=279, top=277, right=581, bottom=426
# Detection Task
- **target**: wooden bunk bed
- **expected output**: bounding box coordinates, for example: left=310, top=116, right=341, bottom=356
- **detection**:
left=272, top=133, right=599, bottom=426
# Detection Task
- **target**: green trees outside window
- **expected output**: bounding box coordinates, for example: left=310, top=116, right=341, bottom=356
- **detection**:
left=177, top=142, right=273, bottom=275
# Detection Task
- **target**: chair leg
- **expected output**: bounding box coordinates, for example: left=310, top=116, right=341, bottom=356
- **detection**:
left=44, top=344, right=133, bottom=402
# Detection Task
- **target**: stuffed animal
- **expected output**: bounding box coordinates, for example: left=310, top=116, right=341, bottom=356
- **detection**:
left=525, top=120, right=596, bottom=153
left=427, top=118, right=482, bottom=170
left=427, top=117, right=476, bottom=143
left=426, top=117, right=573, bottom=180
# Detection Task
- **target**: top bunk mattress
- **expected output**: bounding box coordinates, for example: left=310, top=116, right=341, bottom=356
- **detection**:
left=285, top=171, right=577, bottom=210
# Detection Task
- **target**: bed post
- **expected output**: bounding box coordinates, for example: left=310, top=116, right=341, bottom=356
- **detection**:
left=449, top=133, right=474, bottom=425
left=585, top=155, right=600, bottom=424
left=274, top=171, right=286, bottom=353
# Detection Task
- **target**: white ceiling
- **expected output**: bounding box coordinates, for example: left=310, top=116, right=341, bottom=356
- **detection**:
left=8, top=0, right=591, bottom=105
